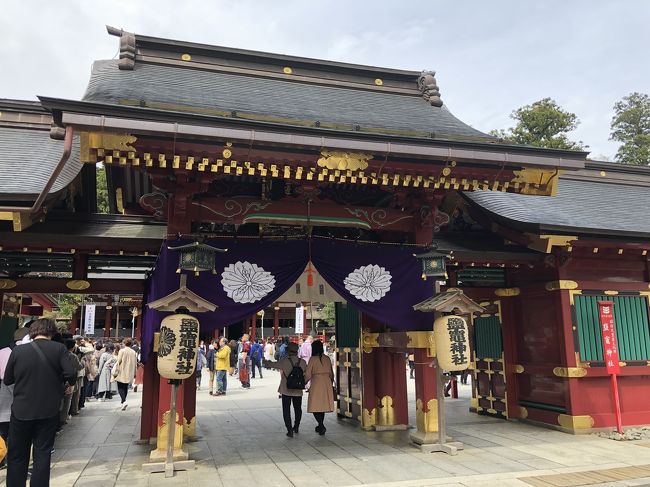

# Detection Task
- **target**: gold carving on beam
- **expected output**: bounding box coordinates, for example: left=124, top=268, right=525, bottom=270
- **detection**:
left=513, top=364, right=525, bottom=374
left=361, top=330, right=379, bottom=353
left=527, top=234, right=578, bottom=253
left=511, top=168, right=561, bottom=196
left=415, top=398, right=438, bottom=433
left=79, top=131, right=137, bottom=163
left=553, top=367, right=587, bottom=378
left=0, top=279, right=17, bottom=290
left=406, top=331, right=436, bottom=357
left=545, top=280, right=579, bottom=291
left=495, top=288, right=520, bottom=297
left=377, top=396, right=395, bottom=426
left=604, top=290, right=619, bottom=296
left=66, top=280, right=91, bottom=290
left=557, top=414, right=594, bottom=430
left=317, top=150, right=373, bottom=171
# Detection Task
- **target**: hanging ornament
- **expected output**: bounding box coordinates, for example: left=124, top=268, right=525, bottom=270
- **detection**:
left=168, top=241, right=227, bottom=276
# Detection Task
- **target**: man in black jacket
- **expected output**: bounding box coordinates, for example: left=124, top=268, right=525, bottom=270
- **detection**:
left=4, top=318, right=77, bottom=487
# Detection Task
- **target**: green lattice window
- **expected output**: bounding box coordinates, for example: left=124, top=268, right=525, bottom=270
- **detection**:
left=474, top=315, right=503, bottom=359
left=574, top=295, right=650, bottom=362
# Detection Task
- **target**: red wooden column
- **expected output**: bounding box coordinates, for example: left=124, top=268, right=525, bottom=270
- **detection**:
left=273, top=307, right=279, bottom=337
left=304, top=307, right=309, bottom=334
left=360, top=340, right=378, bottom=430
left=140, top=357, right=160, bottom=441
left=150, top=377, right=186, bottom=461
left=183, top=372, right=197, bottom=439
left=250, top=314, right=257, bottom=340
left=70, top=307, right=80, bottom=334
left=212, top=328, right=220, bottom=340
left=104, top=298, right=112, bottom=338
left=373, top=347, right=409, bottom=430
left=410, top=348, right=439, bottom=443
left=134, top=312, right=142, bottom=342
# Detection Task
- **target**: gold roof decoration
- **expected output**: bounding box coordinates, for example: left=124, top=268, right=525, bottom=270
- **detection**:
left=317, top=150, right=373, bottom=171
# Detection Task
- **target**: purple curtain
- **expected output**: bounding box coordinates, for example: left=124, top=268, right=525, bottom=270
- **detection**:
left=141, top=239, right=309, bottom=361
left=311, top=238, right=433, bottom=331
left=141, top=237, right=433, bottom=362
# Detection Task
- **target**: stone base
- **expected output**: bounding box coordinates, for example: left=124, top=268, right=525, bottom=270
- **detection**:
left=418, top=441, right=464, bottom=455
left=374, top=424, right=410, bottom=432
left=142, top=459, right=196, bottom=476
left=409, top=430, right=453, bottom=445
left=148, top=447, right=189, bottom=462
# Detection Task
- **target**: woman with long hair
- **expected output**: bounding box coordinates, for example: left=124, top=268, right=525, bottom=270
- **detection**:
left=304, top=339, right=334, bottom=435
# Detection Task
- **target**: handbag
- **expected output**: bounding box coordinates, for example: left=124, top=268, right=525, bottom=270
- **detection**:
left=239, top=366, right=249, bottom=382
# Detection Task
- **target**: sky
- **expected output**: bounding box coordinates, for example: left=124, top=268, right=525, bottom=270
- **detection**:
left=1, top=0, right=649, bottom=159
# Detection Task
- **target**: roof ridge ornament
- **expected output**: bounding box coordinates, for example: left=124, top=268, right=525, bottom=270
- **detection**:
left=418, top=70, right=443, bottom=107
left=106, top=25, right=136, bottom=70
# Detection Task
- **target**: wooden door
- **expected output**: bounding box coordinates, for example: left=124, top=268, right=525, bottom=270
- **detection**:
left=473, top=300, right=508, bottom=418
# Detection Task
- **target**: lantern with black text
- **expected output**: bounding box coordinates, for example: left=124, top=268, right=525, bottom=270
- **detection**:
left=157, top=313, right=200, bottom=379
left=434, top=315, right=470, bottom=371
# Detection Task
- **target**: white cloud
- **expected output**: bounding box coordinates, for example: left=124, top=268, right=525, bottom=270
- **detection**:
left=1, top=0, right=649, bottom=158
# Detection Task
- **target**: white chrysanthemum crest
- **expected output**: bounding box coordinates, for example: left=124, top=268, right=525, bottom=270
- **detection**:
left=221, top=261, right=276, bottom=304
left=344, top=264, right=392, bottom=302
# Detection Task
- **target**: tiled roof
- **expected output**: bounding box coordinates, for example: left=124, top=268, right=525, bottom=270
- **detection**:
left=0, top=125, right=83, bottom=199
left=82, top=59, right=494, bottom=143
left=466, top=177, right=650, bottom=238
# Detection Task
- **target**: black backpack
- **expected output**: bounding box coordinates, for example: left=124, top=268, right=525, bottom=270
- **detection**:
left=285, top=357, right=305, bottom=390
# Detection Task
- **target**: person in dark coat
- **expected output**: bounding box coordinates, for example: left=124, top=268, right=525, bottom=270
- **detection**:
left=4, top=318, right=77, bottom=486
left=266, top=343, right=306, bottom=437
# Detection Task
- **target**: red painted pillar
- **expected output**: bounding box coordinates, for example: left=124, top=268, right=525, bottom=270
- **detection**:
left=304, top=307, right=309, bottom=334
left=410, top=347, right=439, bottom=443
left=360, top=341, right=377, bottom=429
left=135, top=312, right=142, bottom=342
left=140, top=357, right=160, bottom=441
left=373, top=348, right=409, bottom=429
left=273, top=308, right=279, bottom=337
left=70, top=307, right=80, bottom=334
left=153, top=377, right=185, bottom=455
left=183, top=374, right=197, bottom=439
left=250, top=314, right=257, bottom=340
left=213, top=328, right=220, bottom=340
left=104, top=298, right=112, bottom=338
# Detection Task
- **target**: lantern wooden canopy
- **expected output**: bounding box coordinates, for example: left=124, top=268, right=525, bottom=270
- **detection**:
left=413, top=290, right=484, bottom=315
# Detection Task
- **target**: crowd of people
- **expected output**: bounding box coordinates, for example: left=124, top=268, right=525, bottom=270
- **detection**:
left=194, top=334, right=336, bottom=438
left=0, top=318, right=140, bottom=486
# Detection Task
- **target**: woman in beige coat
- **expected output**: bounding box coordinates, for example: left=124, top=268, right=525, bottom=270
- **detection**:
left=305, top=340, right=334, bottom=435
left=113, top=338, right=138, bottom=410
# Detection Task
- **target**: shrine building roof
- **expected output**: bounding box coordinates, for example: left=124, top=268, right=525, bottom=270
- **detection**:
left=465, top=161, right=650, bottom=239
left=79, top=27, right=493, bottom=144
left=0, top=99, right=83, bottom=202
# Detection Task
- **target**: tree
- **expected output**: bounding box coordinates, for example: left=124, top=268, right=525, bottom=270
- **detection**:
left=610, top=92, right=650, bottom=165
left=96, top=164, right=110, bottom=213
left=490, top=98, right=585, bottom=150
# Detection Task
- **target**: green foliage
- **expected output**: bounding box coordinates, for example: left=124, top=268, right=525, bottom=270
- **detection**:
left=96, top=164, right=110, bottom=213
left=319, top=302, right=336, bottom=325
left=53, top=294, right=82, bottom=319
left=490, top=98, right=585, bottom=150
left=610, top=92, right=650, bottom=165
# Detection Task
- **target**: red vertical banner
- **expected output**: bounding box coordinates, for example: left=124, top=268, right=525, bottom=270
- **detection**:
left=597, top=300, right=623, bottom=433
left=597, top=301, right=620, bottom=374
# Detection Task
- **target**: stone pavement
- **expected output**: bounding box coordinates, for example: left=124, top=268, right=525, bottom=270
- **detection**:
left=2, top=369, right=650, bottom=487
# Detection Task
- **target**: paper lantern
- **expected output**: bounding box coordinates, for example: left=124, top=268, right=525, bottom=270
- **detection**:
left=157, top=313, right=201, bottom=380
left=434, top=315, right=470, bottom=371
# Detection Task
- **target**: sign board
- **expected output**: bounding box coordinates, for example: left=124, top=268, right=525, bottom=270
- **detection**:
left=84, top=304, right=96, bottom=335
left=597, top=300, right=620, bottom=375
left=295, top=304, right=304, bottom=334
left=157, top=313, right=200, bottom=379
left=434, top=315, right=470, bottom=371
